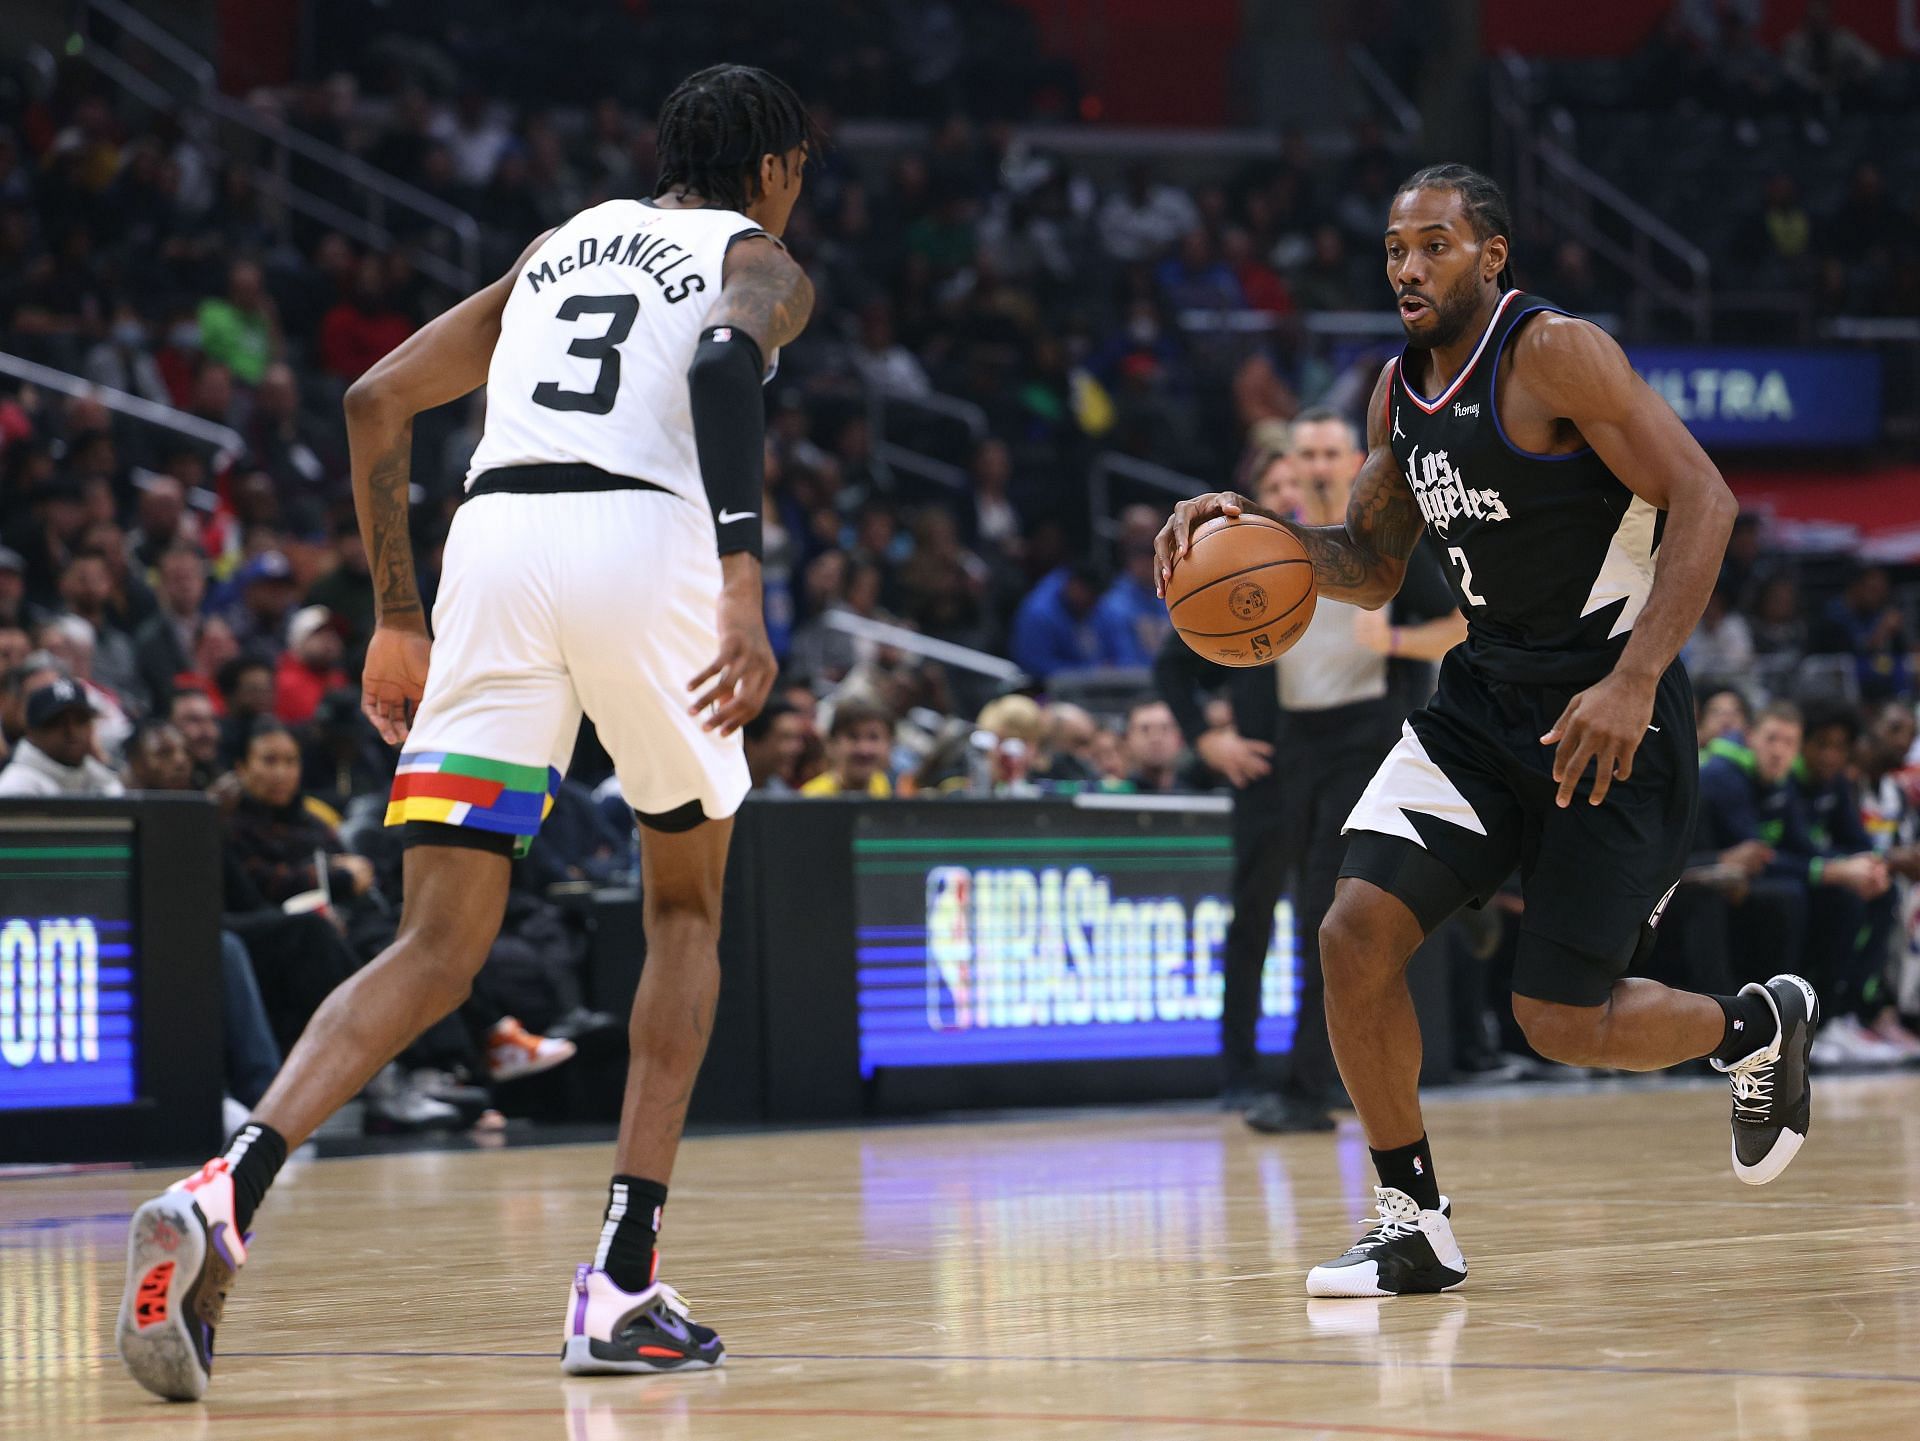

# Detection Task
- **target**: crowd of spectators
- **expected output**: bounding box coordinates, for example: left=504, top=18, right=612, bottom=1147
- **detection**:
left=2, top=10, right=1919, bottom=1121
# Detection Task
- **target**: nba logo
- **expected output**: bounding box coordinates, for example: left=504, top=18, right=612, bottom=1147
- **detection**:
left=925, top=867, right=975, bottom=1031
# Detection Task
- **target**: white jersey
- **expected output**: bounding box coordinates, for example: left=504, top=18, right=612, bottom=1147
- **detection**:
left=468, top=198, right=773, bottom=517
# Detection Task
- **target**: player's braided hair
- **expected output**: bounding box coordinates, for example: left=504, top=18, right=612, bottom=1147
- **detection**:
left=1395, top=163, right=1515, bottom=291
left=654, top=64, right=821, bottom=213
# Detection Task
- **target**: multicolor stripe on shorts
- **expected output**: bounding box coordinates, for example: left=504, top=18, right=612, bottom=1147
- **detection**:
left=385, top=751, right=562, bottom=857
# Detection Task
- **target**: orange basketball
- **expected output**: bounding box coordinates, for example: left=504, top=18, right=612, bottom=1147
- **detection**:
left=1165, top=513, right=1317, bottom=667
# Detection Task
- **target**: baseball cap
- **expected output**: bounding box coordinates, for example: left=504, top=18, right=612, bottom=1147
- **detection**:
left=287, top=604, right=342, bottom=650
left=236, top=550, right=295, bottom=586
left=26, top=677, right=97, bottom=730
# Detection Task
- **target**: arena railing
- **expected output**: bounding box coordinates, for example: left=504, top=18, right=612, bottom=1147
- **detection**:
left=73, top=0, right=482, bottom=292
left=0, top=350, right=245, bottom=462
left=1490, top=53, right=1711, bottom=341
left=868, top=386, right=988, bottom=498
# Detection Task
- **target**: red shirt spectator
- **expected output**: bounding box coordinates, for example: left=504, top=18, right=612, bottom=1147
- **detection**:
left=319, top=255, right=415, bottom=381
left=274, top=605, right=349, bottom=726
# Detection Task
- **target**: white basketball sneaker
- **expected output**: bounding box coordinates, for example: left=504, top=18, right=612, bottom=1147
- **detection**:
left=1305, top=1187, right=1468, bottom=1297
left=115, top=1160, right=250, bottom=1400
left=561, top=1260, right=725, bottom=1374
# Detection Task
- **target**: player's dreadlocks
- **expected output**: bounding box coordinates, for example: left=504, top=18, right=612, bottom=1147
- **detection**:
left=654, top=64, right=822, bottom=213
left=1395, top=163, right=1515, bottom=292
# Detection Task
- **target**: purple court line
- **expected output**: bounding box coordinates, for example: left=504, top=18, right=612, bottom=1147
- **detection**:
left=29, top=1348, right=1920, bottom=1388
left=33, top=1404, right=1564, bottom=1441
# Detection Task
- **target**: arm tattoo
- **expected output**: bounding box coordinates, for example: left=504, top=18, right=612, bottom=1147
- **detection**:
left=1284, top=452, right=1424, bottom=601
left=717, top=246, right=815, bottom=353
left=366, top=419, right=422, bottom=622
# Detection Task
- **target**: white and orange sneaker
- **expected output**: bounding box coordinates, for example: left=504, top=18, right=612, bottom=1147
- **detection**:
left=488, top=1017, right=577, bottom=1082
left=560, top=1260, right=725, bottom=1375
left=115, top=1160, right=250, bottom=1400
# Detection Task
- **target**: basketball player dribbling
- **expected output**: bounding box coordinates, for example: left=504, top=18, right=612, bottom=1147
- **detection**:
left=1155, top=164, right=1819, bottom=1298
left=116, top=66, right=818, bottom=1398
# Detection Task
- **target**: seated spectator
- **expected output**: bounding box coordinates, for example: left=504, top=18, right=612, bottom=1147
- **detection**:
left=196, top=258, right=282, bottom=386
left=1010, top=562, right=1110, bottom=679
left=1748, top=573, right=1807, bottom=658
left=225, top=720, right=378, bottom=909
left=319, top=254, right=415, bottom=381
left=1814, top=564, right=1911, bottom=701
left=0, top=546, right=38, bottom=632
left=1088, top=721, right=1130, bottom=784
left=974, top=694, right=1047, bottom=796
left=1098, top=162, right=1201, bottom=264
left=217, top=655, right=278, bottom=764
left=300, top=688, right=392, bottom=812
left=0, top=678, right=125, bottom=797
left=800, top=700, right=894, bottom=797
left=0, top=625, right=30, bottom=676
left=171, top=688, right=224, bottom=788
left=28, top=623, right=132, bottom=761
left=1036, top=700, right=1098, bottom=787
left=742, top=697, right=806, bottom=793
left=1155, top=228, right=1245, bottom=313
left=1682, top=581, right=1754, bottom=683
left=1697, top=685, right=1752, bottom=746
left=1125, top=698, right=1193, bottom=794
left=275, top=606, right=350, bottom=725
left=134, top=542, right=208, bottom=711
left=304, top=521, right=377, bottom=651
left=225, top=550, right=301, bottom=652
left=55, top=552, right=145, bottom=709
left=1854, top=701, right=1920, bottom=1056
left=1781, top=0, right=1882, bottom=115
left=1093, top=506, right=1171, bottom=668
left=1795, top=700, right=1903, bottom=1064
left=124, top=718, right=194, bottom=791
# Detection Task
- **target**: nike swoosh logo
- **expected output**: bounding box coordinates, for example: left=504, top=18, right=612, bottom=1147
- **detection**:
left=717, top=509, right=756, bottom=525
left=1647, top=724, right=1662, bottom=733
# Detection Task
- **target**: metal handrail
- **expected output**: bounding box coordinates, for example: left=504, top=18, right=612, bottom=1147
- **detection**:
left=821, top=610, right=1026, bottom=683
left=75, top=0, right=481, bottom=289
left=1491, top=53, right=1711, bottom=339
left=1089, top=451, right=1208, bottom=551
left=866, top=385, right=988, bottom=494
left=0, top=351, right=245, bottom=455
left=1347, top=44, right=1421, bottom=145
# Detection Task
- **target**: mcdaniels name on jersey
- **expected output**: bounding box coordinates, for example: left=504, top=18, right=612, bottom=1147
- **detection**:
left=524, top=230, right=707, bottom=305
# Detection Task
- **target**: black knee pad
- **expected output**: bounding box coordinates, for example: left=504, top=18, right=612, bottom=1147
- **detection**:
left=635, top=799, right=710, bottom=834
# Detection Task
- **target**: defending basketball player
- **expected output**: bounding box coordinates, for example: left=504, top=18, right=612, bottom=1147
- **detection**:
left=116, top=66, right=817, bottom=1398
left=1154, top=164, right=1818, bottom=1298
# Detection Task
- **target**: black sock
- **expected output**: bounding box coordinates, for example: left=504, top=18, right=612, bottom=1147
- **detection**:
left=1370, top=1135, right=1441, bottom=1212
left=595, top=1175, right=669, bottom=1293
left=220, top=1122, right=287, bottom=1233
left=1710, top=989, right=1777, bottom=1064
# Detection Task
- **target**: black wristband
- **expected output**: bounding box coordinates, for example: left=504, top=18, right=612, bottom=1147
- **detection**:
left=688, top=324, right=767, bottom=559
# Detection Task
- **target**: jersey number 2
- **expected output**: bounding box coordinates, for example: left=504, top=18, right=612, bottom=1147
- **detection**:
left=1447, top=546, right=1487, bottom=607
left=532, top=294, right=639, bottom=415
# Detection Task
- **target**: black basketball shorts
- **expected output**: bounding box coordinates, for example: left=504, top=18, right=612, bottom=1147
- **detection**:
left=1338, top=652, right=1698, bottom=1007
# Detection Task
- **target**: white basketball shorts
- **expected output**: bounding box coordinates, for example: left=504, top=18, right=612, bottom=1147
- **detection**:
left=385, top=487, right=748, bottom=854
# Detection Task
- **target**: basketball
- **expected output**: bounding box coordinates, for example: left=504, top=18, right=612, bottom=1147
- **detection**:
left=1165, top=514, right=1317, bottom=667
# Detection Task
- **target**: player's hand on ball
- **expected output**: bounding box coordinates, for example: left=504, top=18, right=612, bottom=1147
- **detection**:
left=690, top=568, right=776, bottom=737
left=1540, top=669, right=1657, bottom=808
left=1154, top=491, right=1250, bottom=598
left=361, top=623, right=432, bottom=746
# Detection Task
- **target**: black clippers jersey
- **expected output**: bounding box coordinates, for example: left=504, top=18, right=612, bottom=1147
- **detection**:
left=1388, top=290, right=1659, bottom=687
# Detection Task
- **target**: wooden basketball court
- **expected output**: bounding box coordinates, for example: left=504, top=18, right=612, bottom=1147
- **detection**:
left=7, top=1075, right=1920, bottom=1440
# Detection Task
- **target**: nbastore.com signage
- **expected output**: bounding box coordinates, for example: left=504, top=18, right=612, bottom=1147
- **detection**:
left=853, top=815, right=1297, bottom=1074
left=1626, top=346, right=1881, bottom=448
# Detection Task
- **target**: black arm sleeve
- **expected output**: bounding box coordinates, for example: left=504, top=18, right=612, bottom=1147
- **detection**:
left=687, top=325, right=767, bottom=559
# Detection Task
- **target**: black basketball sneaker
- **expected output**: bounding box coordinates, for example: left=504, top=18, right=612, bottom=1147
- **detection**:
left=1305, top=1187, right=1468, bottom=1298
left=561, top=1261, right=725, bottom=1374
left=1712, top=973, right=1819, bottom=1186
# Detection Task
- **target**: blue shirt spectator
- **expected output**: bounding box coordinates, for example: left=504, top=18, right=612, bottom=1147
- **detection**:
left=1010, top=565, right=1108, bottom=678
left=1813, top=565, right=1911, bottom=701
left=1092, top=570, right=1169, bottom=668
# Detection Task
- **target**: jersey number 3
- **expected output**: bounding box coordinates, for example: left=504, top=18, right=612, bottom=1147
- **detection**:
left=532, top=294, right=639, bottom=415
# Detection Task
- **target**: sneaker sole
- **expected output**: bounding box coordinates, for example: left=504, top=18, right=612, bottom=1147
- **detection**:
left=115, top=1193, right=212, bottom=1402
left=559, top=1334, right=725, bottom=1375
left=1303, top=1260, right=1467, bottom=1298
left=1732, top=1126, right=1806, bottom=1187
